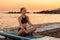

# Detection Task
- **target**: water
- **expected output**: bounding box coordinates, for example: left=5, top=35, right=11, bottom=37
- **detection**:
left=0, top=13, right=60, bottom=40
left=0, top=12, right=60, bottom=29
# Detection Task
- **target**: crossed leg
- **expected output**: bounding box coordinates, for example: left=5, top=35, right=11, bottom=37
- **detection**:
left=25, top=26, right=37, bottom=34
left=18, top=26, right=37, bottom=35
left=18, top=29, right=25, bottom=35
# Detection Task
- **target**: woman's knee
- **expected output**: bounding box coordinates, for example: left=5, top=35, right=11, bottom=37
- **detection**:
left=31, top=26, right=37, bottom=30
left=18, top=30, right=24, bottom=35
left=25, top=31, right=29, bottom=34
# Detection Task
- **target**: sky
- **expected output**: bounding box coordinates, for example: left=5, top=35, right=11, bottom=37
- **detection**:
left=0, top=0, right=60, bottom=11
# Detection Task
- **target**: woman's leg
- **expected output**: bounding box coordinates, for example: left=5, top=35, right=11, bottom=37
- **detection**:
left=25, top=26, right=37, bottom=34
left=18, top=24, right=27, bottom=35
left=18, top=29, right=25, bottom=35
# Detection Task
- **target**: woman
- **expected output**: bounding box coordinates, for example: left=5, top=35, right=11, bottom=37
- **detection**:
left=18, top=7, right=37, bottom=36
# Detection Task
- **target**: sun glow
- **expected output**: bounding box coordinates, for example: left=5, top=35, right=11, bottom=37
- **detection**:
left=0, top=0, right=60, bottom=11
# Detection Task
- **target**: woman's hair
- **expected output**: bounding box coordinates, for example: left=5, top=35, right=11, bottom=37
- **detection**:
left=20, top=7, right=25, bottom=12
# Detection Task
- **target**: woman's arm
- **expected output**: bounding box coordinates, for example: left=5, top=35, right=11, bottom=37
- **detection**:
left=18, top=16, right=25, bottom=30
left=27, top=16, right=33, bottom=26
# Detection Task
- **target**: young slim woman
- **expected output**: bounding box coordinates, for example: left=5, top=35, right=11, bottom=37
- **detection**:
left=18, top=8, right=37, bottom=35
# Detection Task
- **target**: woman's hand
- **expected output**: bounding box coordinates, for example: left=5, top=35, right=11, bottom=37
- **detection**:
left=21, top=28, right=26, bottom=32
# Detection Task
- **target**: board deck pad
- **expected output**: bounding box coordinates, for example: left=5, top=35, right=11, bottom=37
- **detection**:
left=0, top=27, right=45, bottom=40
left=4, top=30, right=45, bottom=39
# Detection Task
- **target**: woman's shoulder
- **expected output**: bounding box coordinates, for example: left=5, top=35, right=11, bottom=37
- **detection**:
left=26, top=15, right=29, bottom=18
left=18, top=15, right=22, bottom=19
left=25, top=15, right=29, bottom=19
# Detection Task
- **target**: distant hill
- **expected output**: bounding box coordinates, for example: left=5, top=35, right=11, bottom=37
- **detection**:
left=7, top=11, right=30, bottom=14
left=33, top=8, right=60, bottom=14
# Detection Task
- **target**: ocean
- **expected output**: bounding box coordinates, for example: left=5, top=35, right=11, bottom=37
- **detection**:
left=0, top=12, right=60, bottom=29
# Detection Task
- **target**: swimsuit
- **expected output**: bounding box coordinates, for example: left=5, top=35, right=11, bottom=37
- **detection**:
left=18, top=16, right=28, bottom=31
left=18, top=16, right=32, bottom=36
left=18, top=28, right=27, bottom=32
left=21, top=16, right=28, bottom=24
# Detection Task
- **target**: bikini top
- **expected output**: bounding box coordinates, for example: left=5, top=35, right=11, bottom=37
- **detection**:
left=21, top=16, right=28, bottom=24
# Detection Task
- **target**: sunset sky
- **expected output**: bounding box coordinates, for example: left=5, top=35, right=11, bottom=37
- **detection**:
left=0, top=0, right=60, bottom=11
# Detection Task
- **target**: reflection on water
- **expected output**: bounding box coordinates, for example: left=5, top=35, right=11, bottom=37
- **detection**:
left=0, top=12, right=60, bottom=29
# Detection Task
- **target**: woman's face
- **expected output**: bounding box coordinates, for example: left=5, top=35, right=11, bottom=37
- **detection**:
left=21, top=8, right=27, bottom=14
